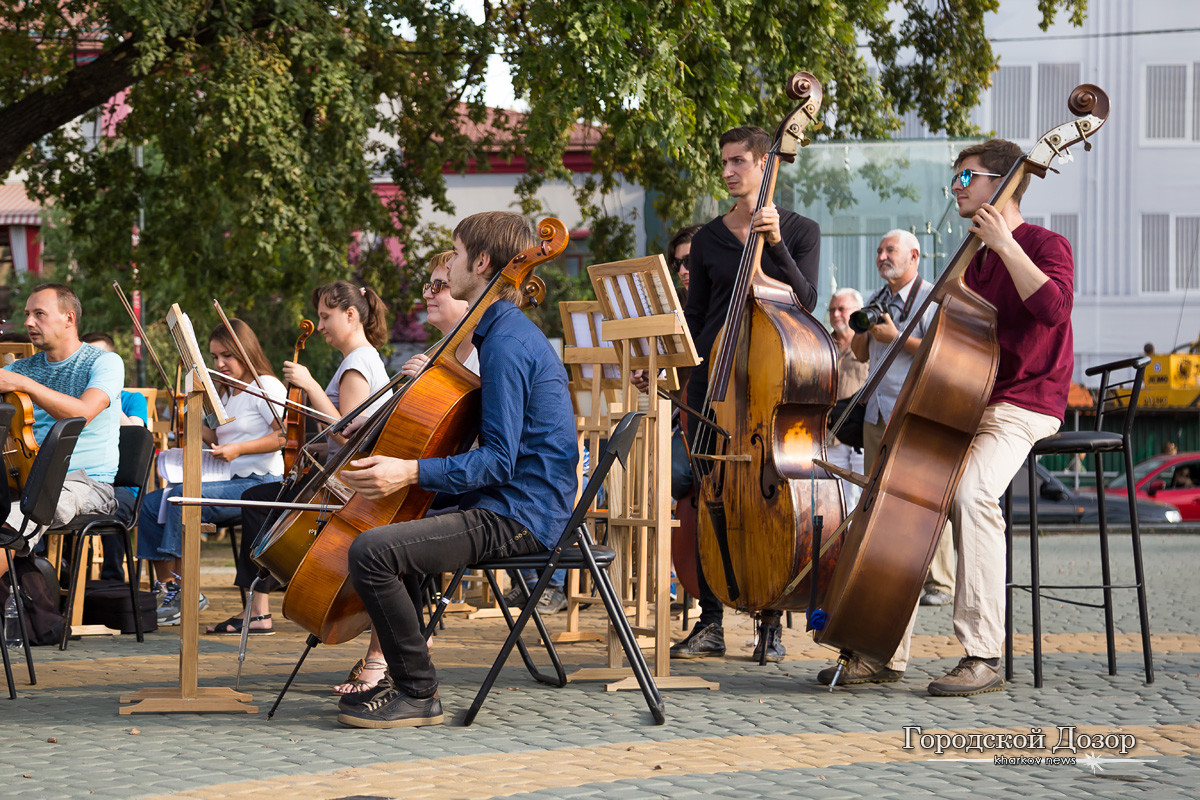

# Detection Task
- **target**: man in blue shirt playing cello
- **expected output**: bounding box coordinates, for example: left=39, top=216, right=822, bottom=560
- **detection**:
left=338, top=211, right=579, bottom=729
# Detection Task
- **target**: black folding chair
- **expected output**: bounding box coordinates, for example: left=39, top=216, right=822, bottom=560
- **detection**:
left=47, top=425, right=156, bottom=649
left=423, top=411, right=666, bottom=726
left=1, top=416, right=85, bottom=696
left=0, top=402, right=18, bottom=698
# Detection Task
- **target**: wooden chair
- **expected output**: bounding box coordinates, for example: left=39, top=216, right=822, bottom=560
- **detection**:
left=45, top=426, right=157, bottom=649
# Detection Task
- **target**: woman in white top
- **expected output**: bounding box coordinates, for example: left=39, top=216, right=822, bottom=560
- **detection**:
left=331, top=251, right=479, bottom=696
left=211, top=281, right=390, bottom=635
left=138, top=318, right=285, bottom=626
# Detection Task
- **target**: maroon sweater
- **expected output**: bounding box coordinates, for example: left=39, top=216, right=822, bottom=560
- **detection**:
left=964, top=223, right=1074, bottom=421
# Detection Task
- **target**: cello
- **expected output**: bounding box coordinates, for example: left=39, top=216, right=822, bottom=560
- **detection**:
left=813, top=85, right=1111, bottom=667
left=258, top=219, right=569, bottom=645
left=282, top=319, right=316, bottom=473
left=692, top=72, right=846, bottom=614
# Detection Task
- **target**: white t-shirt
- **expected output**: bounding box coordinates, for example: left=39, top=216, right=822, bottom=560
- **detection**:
left=218, top=374, right=286, bottom=477
left=463, top=348, right=480, bottom=376
left=326, top=346, right=390, bottom=458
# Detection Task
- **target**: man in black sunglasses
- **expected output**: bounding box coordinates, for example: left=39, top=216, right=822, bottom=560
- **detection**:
left=817, top=138, right=1075, bottom=698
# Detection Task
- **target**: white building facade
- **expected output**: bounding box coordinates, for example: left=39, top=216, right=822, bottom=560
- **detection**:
left=939, top=0, right=1199, bottom=371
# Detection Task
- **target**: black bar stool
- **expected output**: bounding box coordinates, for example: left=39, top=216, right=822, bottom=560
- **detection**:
left=1005, top=356, right=1153, bottom=687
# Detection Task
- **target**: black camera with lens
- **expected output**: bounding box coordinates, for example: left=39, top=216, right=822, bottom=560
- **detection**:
left=849, top=300, right=889, bottom=334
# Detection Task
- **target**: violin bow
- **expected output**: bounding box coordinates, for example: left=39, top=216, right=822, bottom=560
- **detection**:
left=212, top=299, right=286, bottom=431
left=207, top=369, right=338, bottom=424
left=112, top=281, right=174, bottom=393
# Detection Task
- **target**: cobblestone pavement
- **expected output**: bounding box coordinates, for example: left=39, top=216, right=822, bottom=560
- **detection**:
left=3, top=533, right=1199, bottom=799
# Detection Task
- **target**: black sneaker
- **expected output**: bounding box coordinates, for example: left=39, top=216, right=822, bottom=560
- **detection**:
left=337, top=672, right=394, bottom=711
left=502, top=584, right=530, bottom=608
left=751, top=624, right=786, bottom=663
left=337, top=689, right=444, bottom=729
left=669, top=623, right=725, bottom=659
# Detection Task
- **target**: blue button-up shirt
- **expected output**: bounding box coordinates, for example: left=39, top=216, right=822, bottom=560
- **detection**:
left=417, top=301, right=579, bottom=548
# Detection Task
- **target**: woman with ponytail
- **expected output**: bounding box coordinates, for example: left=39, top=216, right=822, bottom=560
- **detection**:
left=208, top=282, right=391, bottom=635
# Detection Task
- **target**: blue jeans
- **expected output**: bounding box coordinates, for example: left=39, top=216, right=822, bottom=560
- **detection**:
left=137, top=474, right=277, bottom=561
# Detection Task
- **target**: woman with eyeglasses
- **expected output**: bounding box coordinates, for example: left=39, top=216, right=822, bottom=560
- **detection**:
left=208, top=281, right=390, bottom=636
left=329, top=251, right=479, bottom=698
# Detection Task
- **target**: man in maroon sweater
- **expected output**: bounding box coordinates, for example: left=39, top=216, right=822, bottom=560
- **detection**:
left=818, top=138, right=1073, bottom=696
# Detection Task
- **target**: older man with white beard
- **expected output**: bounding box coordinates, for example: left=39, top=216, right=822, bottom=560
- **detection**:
left=851, top=229, right=952, bottom=606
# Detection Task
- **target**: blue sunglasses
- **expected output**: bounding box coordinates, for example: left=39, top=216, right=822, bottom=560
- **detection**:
left=953, top=168, right=1003, bottom=189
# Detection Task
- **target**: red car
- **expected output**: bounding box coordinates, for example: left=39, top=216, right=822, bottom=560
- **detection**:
left=1105, top=452, right=1200, bottom=521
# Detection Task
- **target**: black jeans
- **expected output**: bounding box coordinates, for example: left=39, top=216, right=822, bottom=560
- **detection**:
left=237, top=481, right=291, bottom=592
left=348, top=508, right=545, bottom=698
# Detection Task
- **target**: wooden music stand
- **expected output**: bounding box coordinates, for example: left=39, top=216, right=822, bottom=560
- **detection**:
left=120, top=305, right=255, bottom=714
left=552, top=301, right=622, bottom=643
left=569, top=255, right=714, bottom=692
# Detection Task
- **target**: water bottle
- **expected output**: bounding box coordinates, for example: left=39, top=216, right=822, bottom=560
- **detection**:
left=4, top=593, right=22, bottom=650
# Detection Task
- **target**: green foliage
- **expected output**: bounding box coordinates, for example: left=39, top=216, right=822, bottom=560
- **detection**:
left=1, top=0, right=1088, bottom=364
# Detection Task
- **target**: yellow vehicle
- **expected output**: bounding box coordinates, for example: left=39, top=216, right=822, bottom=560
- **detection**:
left=1142, top=334, right=1200, bottom=408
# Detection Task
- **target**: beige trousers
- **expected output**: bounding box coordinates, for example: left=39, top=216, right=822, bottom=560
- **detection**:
left=885, top=402, right=1061, bottom=670
left=925, top=528, right=956, bottom=595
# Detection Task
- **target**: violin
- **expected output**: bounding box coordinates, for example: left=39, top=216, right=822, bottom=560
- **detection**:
left=254, top=219, right=569, bottom=645
left=813, top=85, right=1110, bottom=665
left=3, top=390, right=37, bottom=491
left=283, top=320, right=316, bottom=473
left=691, top=73, right=845, bottom=614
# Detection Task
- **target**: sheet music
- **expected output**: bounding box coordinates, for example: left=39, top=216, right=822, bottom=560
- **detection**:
left=156, top=447, right=232, bottom=485
left=613, top=275, right=651, bottom=358
left=632, top=273, right=669, bottom=356
left=166, top=304, right=231, bottom=425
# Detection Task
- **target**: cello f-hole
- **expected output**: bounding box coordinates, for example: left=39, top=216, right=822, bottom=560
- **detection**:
left=751, top=432, right=779, bottom=500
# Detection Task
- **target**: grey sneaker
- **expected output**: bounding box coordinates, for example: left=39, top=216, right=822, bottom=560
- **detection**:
left=817, top=655, right=904, bottom=686
left=156, top=580, right=181, bottom=626
left=502, top=584, right=530, bottom=608
left=155, top=581, right=208, bottom=627
left=337, top=689, right=444, bottom=729
left=536, top=586, right=568, bottom=614
left=670, top=623, right=725, bottom=659
left=920, top=589, right=953, bottom=606
left=928, top=656, right=1003, bottom=697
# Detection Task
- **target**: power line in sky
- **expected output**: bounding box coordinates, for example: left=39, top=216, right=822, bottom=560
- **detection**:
left=990, top=26, right=1200, bottom=43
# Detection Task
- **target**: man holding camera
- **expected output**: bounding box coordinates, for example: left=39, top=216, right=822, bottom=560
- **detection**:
left=851, top=229, right=937, bottom=469
left=851, top=231, right=954, bottom=607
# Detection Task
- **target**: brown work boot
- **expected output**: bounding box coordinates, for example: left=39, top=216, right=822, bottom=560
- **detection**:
left=927, top=656, right=1004, bottom=697
left=817, top=655, right=904, bottom=686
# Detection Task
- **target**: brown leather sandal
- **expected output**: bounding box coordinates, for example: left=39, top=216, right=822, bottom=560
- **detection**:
left=332, top=658, right=387, bottom=695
